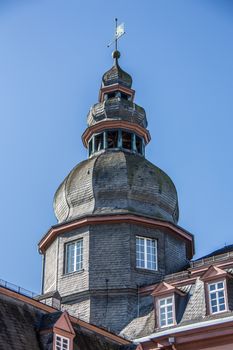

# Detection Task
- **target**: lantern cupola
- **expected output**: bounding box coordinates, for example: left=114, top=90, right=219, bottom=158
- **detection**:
left=83, top=50, right=149, bottom=158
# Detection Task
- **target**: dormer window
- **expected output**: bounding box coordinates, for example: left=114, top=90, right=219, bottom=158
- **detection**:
left=208, top=281, right=227, bottom=314
left=201, top=265, right=230, bottom=315
left=55, top=335, right=69, bottom=350
left=53, top=311, right=75, bottom=350
left=151, top=282, right=186, bottom=329
left=158, top=295, right=174, bottom=327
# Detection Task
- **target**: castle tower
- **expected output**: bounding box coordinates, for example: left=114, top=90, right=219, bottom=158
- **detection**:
left=38, top=50, right=194, bottom=333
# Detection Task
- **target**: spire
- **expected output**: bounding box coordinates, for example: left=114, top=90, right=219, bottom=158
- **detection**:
left=104, top=19, right=131, bottom=87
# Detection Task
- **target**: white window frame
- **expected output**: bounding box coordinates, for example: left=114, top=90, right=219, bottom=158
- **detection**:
left=208, top=280, right=227, bottom=314
left=55, top=334, right=69, bottom=350
left=65, top=239, right=83, bottom=274
left=158, top=295, right=175, bottom=328
left=136, top=236, right=157, bottom=271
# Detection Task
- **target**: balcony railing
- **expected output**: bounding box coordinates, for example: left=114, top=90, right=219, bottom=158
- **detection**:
left=0, top=278, right=37, bottom=299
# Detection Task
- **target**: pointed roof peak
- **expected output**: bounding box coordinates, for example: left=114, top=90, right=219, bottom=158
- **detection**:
left=102, top=52, right=132, bottom=89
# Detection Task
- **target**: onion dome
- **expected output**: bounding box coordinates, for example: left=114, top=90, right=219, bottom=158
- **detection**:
left=102, top=50, right=132, bottom=89
left=53, top=151, right=179, bottom=224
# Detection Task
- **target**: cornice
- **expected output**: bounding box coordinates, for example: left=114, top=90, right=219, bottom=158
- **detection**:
left=82, top=120, right=151, bottom=147
left=98, top=83, right=135, bottom=102
left=38, top=213, right=194, bottom=258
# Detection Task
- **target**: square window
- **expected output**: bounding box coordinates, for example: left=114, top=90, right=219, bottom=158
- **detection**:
left=136, top=236, right=157, bottom=271
left=65, top=239, right=83, bottom=274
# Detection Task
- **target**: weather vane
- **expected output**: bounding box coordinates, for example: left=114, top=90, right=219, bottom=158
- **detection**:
left=107, top=18, right=125, bottom=51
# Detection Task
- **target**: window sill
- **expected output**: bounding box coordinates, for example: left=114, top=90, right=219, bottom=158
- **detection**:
left=134, top=267, right=159, bottom=274
left=61, top=269, right=84, bottom=278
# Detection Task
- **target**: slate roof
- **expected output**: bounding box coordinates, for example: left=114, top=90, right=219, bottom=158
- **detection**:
left=53, top=150, right=179, bottom=224
left=196, top=244, right=233, bottom=260
left=121, top=247, right=233, bottom=340
left=0, top=292, right=42, bottom=350
left=121, top=276, right=233, bottom=340
left=0, top=287, right=132, bottom=350
left=102, top=59, right=133, bottom=89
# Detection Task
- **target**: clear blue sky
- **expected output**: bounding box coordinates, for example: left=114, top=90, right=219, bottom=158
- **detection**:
left=0, top=0, right=233, bottom=293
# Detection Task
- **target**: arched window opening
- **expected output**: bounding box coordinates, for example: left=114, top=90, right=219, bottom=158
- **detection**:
left=107, top=92, right=115, bottom=99
left=136, top=135, right=142, bottom=155
left=94, top=133, right=104, bottom=152
left=122, top=131, right=132, bottom=150
left=88, top=138, right=93, bottom=156
left=107, top=130, right=118, bottom=148
left=120, top=92, right=129, bottom=100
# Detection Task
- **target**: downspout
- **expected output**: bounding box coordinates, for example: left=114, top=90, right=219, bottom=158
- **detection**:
left=41, top=252, right=45, bottom=294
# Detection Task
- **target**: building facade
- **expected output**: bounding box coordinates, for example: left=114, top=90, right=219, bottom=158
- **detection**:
left=38, top=49, right=194, bottom=334
left=1, top=48, right=233, bottom=350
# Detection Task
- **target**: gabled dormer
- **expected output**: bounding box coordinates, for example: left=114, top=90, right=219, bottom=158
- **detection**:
left=39, top=311, right=75, bottom=350
left=151, top=282, right=186, bottom=328
left=53, top=311, right=75, bottom=350
left=201, top=265, right=233, bottom=316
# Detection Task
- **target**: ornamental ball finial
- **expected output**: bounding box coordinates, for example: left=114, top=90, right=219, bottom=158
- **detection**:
left=112, top=50, right=121, bottom=60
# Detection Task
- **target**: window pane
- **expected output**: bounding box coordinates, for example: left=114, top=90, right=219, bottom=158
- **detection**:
left=210, top=293, right=216, bottom=300
left=211, top=299, right=217, bottom=306
left=209, top=284, right=216, bottom=291
left=219, top=298, right=225, bottom=304
left=159, top=296, right=174, bottom=327
left=75, top=240, right=83, bottom=271
left=66, top=243, right=75, bottom=273
left=217, top=282, right=224, bottom=289
left=65, top=239, right=83, bottom=274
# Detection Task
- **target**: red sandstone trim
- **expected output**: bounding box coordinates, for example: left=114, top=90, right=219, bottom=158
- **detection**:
left=98, top=84, right=135, bottom=102
left=0, top=286, right=130, bottom=345
left=142, top=319, right=233, bottom=350
left=139, top=260, right=233, bottom=295
left=38, top=214, right=194, bottom=258
left=151, top=282, right=186, bottom=297
left=82, top=120, right=151, bottom=147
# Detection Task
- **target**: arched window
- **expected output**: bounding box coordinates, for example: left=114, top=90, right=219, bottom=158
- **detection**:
left=88, top=138, right=93, bottom=157
left=136, top=135, right=142, bottom=154
left=122, top=131, right=132, bottom=150
left=107, top=130, right=118, bottom=148
left=94, top=133, right=104, bottom=152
